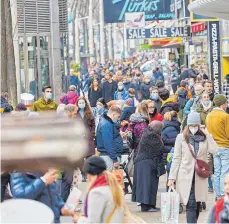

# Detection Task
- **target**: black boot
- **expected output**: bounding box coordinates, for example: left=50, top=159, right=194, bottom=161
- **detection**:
left=124, top=182, right=129, bottom=195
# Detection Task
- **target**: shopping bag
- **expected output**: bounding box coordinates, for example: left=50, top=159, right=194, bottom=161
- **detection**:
left=111, top=168, right=124, bottom=188
left=161, top=186, right=180, bottom=224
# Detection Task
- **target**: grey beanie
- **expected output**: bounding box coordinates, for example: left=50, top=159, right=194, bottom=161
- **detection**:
left=187, top=112, right=201, bottom=125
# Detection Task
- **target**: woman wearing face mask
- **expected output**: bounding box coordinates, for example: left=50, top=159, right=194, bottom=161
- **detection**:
left=88, top=79, right=102, bottom=109
left=150, top=87, right=162, bottom=111
left=76, top=97, right=96, bottom=158
left=114, top=82, right=128, bottom=101
left=94, top=98, right=108, bottom=129
left=196, top=93, right=213, bottom=125
left=168, top=112, right=218, bottom=224
left=73, top=156, right=124, bottom=223
left=147, top=100, right=163, bottom=123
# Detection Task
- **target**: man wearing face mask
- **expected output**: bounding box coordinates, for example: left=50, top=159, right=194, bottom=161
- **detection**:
left=32, top=86, right=58, bottom=112
left=140, top=76, right=153, bottom=100
left=206, top=94, right=229, bottom=200
left=96, top=105, right=123, bottom=170
left=150, top=87, right=162, bottom=111
left=114, top=82, right=128, bottom=101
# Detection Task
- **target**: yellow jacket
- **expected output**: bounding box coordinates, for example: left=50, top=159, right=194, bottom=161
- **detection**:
left=206, top=108, right=229, bottom=148
left=32, top=98, right=58, bottom=112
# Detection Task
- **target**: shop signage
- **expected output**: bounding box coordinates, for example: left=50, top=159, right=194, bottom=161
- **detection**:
left=103, top=0, right=175, bottom=23
left=191, top=23, right=206, bottom=33
left=126, top=27, right=190, bottom=39
left=125, top=12, right=145, bottom=29
left=208, top=21, right=221, bottom=94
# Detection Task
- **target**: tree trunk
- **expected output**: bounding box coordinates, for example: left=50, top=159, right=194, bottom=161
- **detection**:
left=1, top=1, right=8, bottom=92
left=4, top=0, right=17, bottom=104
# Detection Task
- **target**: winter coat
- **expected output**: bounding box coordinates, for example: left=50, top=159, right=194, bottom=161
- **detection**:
left=120, top=106, right=136, bottom=121
left=183, top=96, right=201, bottom=116
left=32, top=98, right=58, bottom=112
left=88, top=88, right=102, bottom=107
left=123, top=81, right=136, bottom=91
left=78, top=186, right=124, bottom=223
left=174, top=87, right=192, bottom=106
left=169, top=133, right=218, bottom=205
left=149, top=108, right=164, bottom=123
left=70, top=75, right=81, bottom=90
left=171, top=70, right=179, bottom=85
left=139, top=83, right=152, bottom=100
left=160, top=98, right=179, bottom=115
left=129, top=113, right=148, bottom=157
left=114, top=89, right=128, bottom=101
left=10, top=172, right=64, bottom=223
left=161, top=118, right=181, bottom=164
left=132, top=128, right=164, bottom=205
left=76, top=113, right=96, bottom=157
left=102, top=81, right=118, bottom=103
left=60, top=91, right=79, bottom=105
left=195, top=103, right=213, bottom=125
left=96, top=114, right=123, bottom=162
left=154, top=99, right=162, bottom=112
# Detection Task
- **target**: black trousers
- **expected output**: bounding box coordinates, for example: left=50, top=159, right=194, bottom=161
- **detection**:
left=186, top=179, right=201, bottom=224
left=1, top=173, right=10, bottom=202
left=61, top=170, right=73, bottom=202
left=172, top=84, right=178, bottom=94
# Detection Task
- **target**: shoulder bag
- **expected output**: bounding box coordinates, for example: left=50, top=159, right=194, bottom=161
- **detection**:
left=187, top=143, right=210, bottom=178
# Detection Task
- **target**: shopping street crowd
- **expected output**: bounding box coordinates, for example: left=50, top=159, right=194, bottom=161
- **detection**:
left=1, top=56, right=229, bottom=223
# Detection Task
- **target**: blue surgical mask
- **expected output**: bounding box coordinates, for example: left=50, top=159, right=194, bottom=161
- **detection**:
left=45, top=93, right=52, bottom=100
left=78, top=103, right=85, bottom=109
left=151, top=93, right=159, bottom=101
left=203, top=100, right=210, bottom=106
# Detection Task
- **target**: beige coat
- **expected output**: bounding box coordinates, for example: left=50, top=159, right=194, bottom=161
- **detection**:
left=169, top=133, right=218, bottom=205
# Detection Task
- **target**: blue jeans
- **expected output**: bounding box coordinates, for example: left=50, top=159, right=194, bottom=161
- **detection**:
left=214, top=148, right=229, bottom=198
left=208, top=176, right=213, bottom=190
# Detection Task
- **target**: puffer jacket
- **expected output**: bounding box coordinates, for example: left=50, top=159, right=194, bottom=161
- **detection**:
left=161, top=118, right=180, bottom=164
left=60, top=91, right=79, bottom=105
left=160, top=98, right=179, bottom=115
left=10, top=172, right=64, bottom=223
left=129, top=113, right=148, bottom=157
left=32, top=98, right=58, bottom=112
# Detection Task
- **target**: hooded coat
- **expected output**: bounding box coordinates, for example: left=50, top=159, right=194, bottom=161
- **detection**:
left=195, top=103, right=213, bottom=125
left=32, top=98, right=58, bottom=112
left=160, top=98, right=179, bottom=115
left=161, top=118, right=181, bottom=164
left=132, top=127, right=164, bottom=206
left=60, top=91, right=79, bottom=105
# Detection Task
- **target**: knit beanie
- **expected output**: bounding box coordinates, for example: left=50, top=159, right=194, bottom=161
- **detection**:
left=213, top=94, right=227, bottom=107
left=83, top=156, right=107, bottom=175
left=187, top=112, right=201, bottom=125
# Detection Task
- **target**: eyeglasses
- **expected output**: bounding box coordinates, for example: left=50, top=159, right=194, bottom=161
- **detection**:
left=46, top=91, right=52, bottom=93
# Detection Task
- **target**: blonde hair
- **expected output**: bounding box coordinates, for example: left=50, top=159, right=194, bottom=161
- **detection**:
left=136, top=101, right=149, bottom=119
left=164, top=111, right=177, bottom=121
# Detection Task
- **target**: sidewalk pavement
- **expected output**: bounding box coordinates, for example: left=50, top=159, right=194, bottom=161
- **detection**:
left=61, top=175, right=215, bottom=223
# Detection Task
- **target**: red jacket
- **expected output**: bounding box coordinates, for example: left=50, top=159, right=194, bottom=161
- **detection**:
left=149, top=112, right=164, bottom=123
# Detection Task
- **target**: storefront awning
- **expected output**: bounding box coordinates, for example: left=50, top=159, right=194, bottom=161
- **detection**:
left=188, top=0, right=229, bottom=20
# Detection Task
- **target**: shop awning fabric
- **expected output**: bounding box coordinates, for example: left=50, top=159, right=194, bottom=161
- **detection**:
left=188, top=0, right=229, bottom=20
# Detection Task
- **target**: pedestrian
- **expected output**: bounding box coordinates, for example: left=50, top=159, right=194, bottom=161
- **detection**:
left=132, top=121, right=164, bottom=212
left=120, top=98, right=136, bottom=122
left=159, top=88, right=179, bottom=115
left=96, top=105, right=123, bottom=170
left=76, top=97, right=96, bottom=158
left=168, top=112, right=218, bottom=224
left=140, top=76, right=153, bottom=100
left=129, top=102, right=149, bottom=158
left=207, top=173, right=229, bottom=223
left=11, top=103, right=29, bottom=117
left=153, top=67, right=164, bottom=83
left=123, top=75, right=136, bottom=91
left=10, top=169, right=73, bottom=223
left=150, top=87, right=162, bottom=111
left=147, top=100, right=163, bottom=122
left=128, top=88, right=139, bottom=107
left=114, top=82, right=128, bottom=101
left=206, top=94, right=229, bottom=200
left=60, top=85, right=79, bottom=105
left=203, top=80, right=215, bottom=101
left=101, top=71, right=118, bottom=103
left=222, top=74, right=229, bottom=114
left=32, top=86, right=58, bottom=112
left=0, top=92, right=13, bottom=113
left=161, top=111, right=180, bottom=165
left=93, top=98, right=108, bottom=129
left=171, top=65, right=180, bottom=94
left=69, top=69, right=81, bottom=92
left=180, top=65, right=190, bottom=81
left=73, top=156, right=124, bottom=223
left=196, top=92, right=213, bottom=125
left=88, top=79, right=102, bottom=108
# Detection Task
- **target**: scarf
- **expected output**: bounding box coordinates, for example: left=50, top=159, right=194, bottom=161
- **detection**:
left=149, top=107, right=157, bottom=118
left=189, top=134, right=205, bottom=155
left=84, top=175, right=108, bottom=217
left=202, top=102, right=212, bottom=111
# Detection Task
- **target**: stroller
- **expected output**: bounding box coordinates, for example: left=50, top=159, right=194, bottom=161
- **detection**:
left=120, top=146, right=134, bottom=195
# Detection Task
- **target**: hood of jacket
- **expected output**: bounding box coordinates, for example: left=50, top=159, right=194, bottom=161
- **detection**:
left=162, top=97, right=174, bottom=107
left=67, top=91, right=78, bottom=99
left=129, top=113, right=148, bottom=123
left=162, top=118, right=181, bottom=132
left=196, top=102, right=213, bottom=113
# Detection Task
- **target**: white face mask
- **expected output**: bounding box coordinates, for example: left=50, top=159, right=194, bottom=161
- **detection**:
left=189, top=127, right=199, bottom=135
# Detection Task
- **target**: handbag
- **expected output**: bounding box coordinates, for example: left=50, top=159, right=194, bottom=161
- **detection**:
left=187, top=143, right=210, bottom=178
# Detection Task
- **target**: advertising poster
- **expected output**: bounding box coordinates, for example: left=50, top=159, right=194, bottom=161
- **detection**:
left=125, top=12, right=145, bottom=29
left=104, top=0, right=175, bottom=23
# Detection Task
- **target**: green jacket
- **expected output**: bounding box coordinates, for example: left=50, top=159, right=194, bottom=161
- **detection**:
left=196, top=103, right=213, bottom=125
left=32, top=98, right=58, bottom=112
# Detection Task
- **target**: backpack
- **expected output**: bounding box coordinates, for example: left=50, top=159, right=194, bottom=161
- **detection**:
left=63, top=95, right=69, bottom=105
left=177, top=89, right=187, bottom=109
left=166, top=148, right=174, bottom=171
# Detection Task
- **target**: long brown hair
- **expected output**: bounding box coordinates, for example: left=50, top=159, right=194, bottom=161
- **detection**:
left=183, top=126, right=206, bottom=143
left=76, top=96, right=94, bottom=120
left=90, top=79, right=101, bottom=91
left=87, top=171, right=124, bottom=208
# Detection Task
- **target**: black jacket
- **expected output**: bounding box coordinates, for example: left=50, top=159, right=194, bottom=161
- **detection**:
left=102, top=81, right=117, bottom=103
left=88, top=88, right=102, bottom=107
